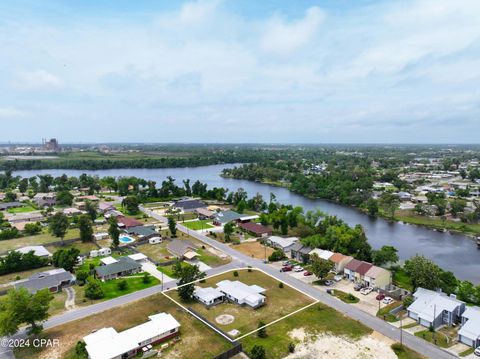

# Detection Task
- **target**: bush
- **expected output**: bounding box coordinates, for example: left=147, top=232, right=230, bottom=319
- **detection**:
left=142, top=273, right=151, bottom=284
left=75, top=341, right=88, bottom=358
left=278, top=282, right=284, bottom=288
left=402, top=296, right=414, bottom=308
left=268, top=249, right=285, bottom=262
left=85, top=282, right=104, bottom=300
left=257, top=321, right=267, bottom=338
left=248, top=266, right=252, bottom=272
left=117, top=280, right=128, bottom=291
left=233, top=270, right=239, bottom=277
left=250, top=345, right=266, bottom=359
left=288, top=342, right=295, bottom=353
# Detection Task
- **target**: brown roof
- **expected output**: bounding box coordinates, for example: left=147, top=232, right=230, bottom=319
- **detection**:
left=344, top=258, right=362, bottom=271
left=329, top=253, right=350, bottom=264
left=356, top=262, right=373, bottom=275
left=117, top=216, right=143, bottom=228
left=239, top=222, right=271, bottom=235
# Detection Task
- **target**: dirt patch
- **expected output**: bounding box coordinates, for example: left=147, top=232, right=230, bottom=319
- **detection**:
left=216, top=314, right=235, bottom=325
left=286, top=331, right=396, bottom=359
left=289, top=327, right=307, bottom=341
left=231, top=242, right=274, bottom=260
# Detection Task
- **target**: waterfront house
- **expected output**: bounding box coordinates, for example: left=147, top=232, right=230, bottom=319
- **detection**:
left=173, top=199, right=207, bottom=212
left=266, top=236, right=299, bottom=252
left=363, top=266, right=391, bottom=289
left=289, top=243, right=312, bottom=264
left=344, top=258, right=362, bottom=281
left=239, top=222, right=272, bottom=237
left=328, top=253, right=353, bottom=273
left=212, top=210, right=243, bottom=225
left=458, top=307, right=480, bottom=348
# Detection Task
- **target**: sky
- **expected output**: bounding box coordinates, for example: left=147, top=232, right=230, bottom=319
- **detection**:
left=0, top=0, right=479, bottom=144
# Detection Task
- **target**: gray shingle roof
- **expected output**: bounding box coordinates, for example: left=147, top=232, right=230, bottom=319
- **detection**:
left=95, top=257, right=142, bottom=277
left=16, top=269, right=74, bottom=293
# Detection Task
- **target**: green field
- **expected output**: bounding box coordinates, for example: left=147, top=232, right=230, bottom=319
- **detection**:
left=182, top=220, right=214, bottom=230
left=331, top=289, right=359, bottom=304
left=196, top=248, right=230, bottom=267
left=157, top=262, right=191, bottom=278
left=0, top=228, right=80, bottom=254
left=6, top=205, right=36, bottom=214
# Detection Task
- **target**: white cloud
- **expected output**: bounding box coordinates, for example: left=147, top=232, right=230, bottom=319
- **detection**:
left=0, top=107, right=27, bottom=119
left=179, top=0, right=221, bottom=25
left=14, top=70, right=64, bottom=90
left=260, top=7, right=324, bottom=55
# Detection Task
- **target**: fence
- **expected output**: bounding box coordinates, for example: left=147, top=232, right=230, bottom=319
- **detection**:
left=212, top=343, right=243, bottom=359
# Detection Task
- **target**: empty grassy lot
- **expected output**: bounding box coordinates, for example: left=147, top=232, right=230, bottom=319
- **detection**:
left=166, top=269, right=315, bottom=338
left=241, top=302, right=372, bottom=359
left=0, top=228, right=80, bottom=254
left=182, top=220, right=214, bottom=230
left=230, top=241, right=274, bottom=260
left=14, top=292, right=233, bottom=359
left=45, top=240, right=98, bottom=256
left=136, top=242, right=173, bottom=262
left=6, top=205, right=36, bottom=213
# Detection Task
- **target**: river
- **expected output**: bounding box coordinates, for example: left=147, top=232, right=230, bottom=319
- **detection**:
left=13, top=164, right=480, bottom=282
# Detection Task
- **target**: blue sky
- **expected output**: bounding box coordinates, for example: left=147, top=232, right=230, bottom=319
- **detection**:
left=1, top=0, right=479, bottom=143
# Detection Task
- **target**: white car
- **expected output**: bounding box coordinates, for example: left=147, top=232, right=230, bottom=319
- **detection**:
left=293, top=265, right=303, bottom=272
left=474, top=346, right=480, bottom=356
left=382, top=297, right=394, bottom=305
left=333, top=275, right=343, bottom=282
left=360, top=287, right=374, bottom=295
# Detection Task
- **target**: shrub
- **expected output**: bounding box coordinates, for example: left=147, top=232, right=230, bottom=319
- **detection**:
left=117, top=280, right=128, bottom=291
left=288, top=342, right=295, bottom=353
left=268, top=249, right=286, bottom=262
left=250, top=345, right=266, bottom=359
left=75, top=341, right=88, bottom=358
left=278, top=282, right=284, bottom=288
left=85, top=282, right=104, bottom=300
left=233, top=270, right=239, bottom=277
left=257, top=321, right=267, bottom=338
left=142, top=273, right=151, bottom=284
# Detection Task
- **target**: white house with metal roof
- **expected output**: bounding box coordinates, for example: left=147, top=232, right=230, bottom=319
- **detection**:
left=308, top=248, right=334, bottom=261
left=15, top=245, right=52, bottom=258
left=84, top=312, right=180, bottom=359
left=458, top=306, right=480, bottom=348
left=193, top=287, right=225, bottom=307
left=266, top=236, right=298, bottom=251
left=407, top=288, right=465, bottom=329
left=216, top=280, right=266, bottom=308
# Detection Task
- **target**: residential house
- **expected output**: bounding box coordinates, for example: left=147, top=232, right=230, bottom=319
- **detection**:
left=167, top=239, right=198, bottom=260
left=125, top=225, right=157, bottom=240
left=5, top=211, right=44, bottom=224
left=33, top=192, right=56, bottom=207
left=63, top=207, right=84, bottom=216
left=344, top=259, right=363, bottom=281
left=195, top=207, right=215, bottom=219
left=213, top=210, right=243, bottom=226
left=363, top=266, right=391, bottom=289
left=266, top=236, right=299, bottom=252
left=194, top=287, right=225, bottom=307
left=15, top=268, right=74, bottom=293
left=104, top=209, right=123, bottom=218
left=15, top=245, right=52, bottom=258
left=128, top=253, right=148, bottom=262
left=84, top=312, right=180, bottom=359
left=354, top=262, right=373, bottom=282
left=238, top=222, right=272, bottom=237
left=117, top=216, right=143, bottom=229
left=76, top=195, right=100, bottom=202
left=173, top=199, right=207, bottom=212
left=237, top=214, right=260, bottom=223
left=309, top=248, right=334, bottom=261
left=458, top=307, right=480, bottom=348
left=407, top=288, right=465, bottom=329
left=0, top=202, right=22, bottom=211
left=95, top=256, right=142, bottom=281
left=216, top=280, right=266, bottom=308
left=98, top=202, right=115, bottom=213
left=328, top=253, right=353, bottom=273
left=289, top=243, right=312, bottom=264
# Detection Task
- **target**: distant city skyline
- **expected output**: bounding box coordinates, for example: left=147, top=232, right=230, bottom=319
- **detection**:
left=1, top=0, right=479, bottom=143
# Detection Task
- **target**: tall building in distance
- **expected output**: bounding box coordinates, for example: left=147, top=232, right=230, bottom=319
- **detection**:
left=42, top=138, right=60, bottom=152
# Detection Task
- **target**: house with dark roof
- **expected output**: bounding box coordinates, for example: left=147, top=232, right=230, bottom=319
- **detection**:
left=15, top=268, right=74, bottom=293
left=343, top=258, right=362, bottom=281
left=95, top=257, right=142, bottom=281
left=125, top=225, right=157, bottom=239
left=0, top=202, right=23, bottom=211
left=117, top=216, right=143, bottom=229
left=173, top=199, right=207, bottom=212
left=289, top=243, right=312, bottom=264
left=239, top=222, right=272, bottom=237
left=167, top=240, right=198, bottom=260
left=33, top=192, right=57, bottom=207
left=354, top=262, right=373, bottom=282
left=213, top=210, right=243, bottom=225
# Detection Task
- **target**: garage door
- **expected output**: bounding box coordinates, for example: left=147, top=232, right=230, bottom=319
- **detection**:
left=408, top=312, right=418, bottom=321
left=420, top=318, right=431, bottom=328
left=459, top=335, right=474, bottom=348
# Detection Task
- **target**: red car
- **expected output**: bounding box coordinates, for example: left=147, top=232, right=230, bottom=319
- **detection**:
left=303, top=271, right=313, bottom=276
left=280, top=265, right=293, bottom=272
left=376, top=293, right=385, bottom=301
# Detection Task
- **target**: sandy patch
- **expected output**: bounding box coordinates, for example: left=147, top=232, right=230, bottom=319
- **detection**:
left=216, top=314, right=235, bottom=325
left=289, top=327, right=307, bottom=341
left=208, top=247, right=228, bottom=259
left=286, top=331, right=397, bottom=359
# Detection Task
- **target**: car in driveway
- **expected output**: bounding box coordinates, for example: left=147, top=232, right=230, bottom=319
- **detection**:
left=333, top=275, right=343, bottom=282
left=303, top=271, right=313, bottom=276
left=474, top=346, right=480, bottom=356
left=376, top=293, right=385, bottom=301
left=282, top=260, right=291, bottom=266
left=293, top=265, right=303, bottom=272
left=280, top=265, right=293, bottom=272
left=324, top=280, right=334, bottom=286
left=360, top=287, right=374, bottom=295
left=382, top=297, right=394, bottom=305
left=353, top=283, right=363, bottom=291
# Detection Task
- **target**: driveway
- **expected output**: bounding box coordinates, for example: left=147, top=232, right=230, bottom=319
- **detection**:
left=64, top=287, right=76, bottom=311
left=141, top=261, right=175, bottom=283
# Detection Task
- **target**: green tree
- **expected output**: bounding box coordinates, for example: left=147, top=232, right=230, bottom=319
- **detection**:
left=379, top=193, right=400, bottom=219
left=108, top=216, right=120, bottom=248
left=49, top=212, right=69, bottom=245
left=76, top=270, right=89, bottom=285
left=404, top=255, right=441, bottom=291
left=372, top=246, right=399, bottom=266
left=52, top=248, right=80, bottom=272
left=85, top=282, right=104, bottom=300
left=310, top=254, right=334, bottom=280
left=223, top=222, right=234, bottom=242
left=84, top=200, right=98, bottom=221
left=0, top=287, right=53, bottom=336
left=457, top=280, right=475, bottom=303
left=168, top=216, right=177, bottom=237
left=23, top=222, right=42, bottom=235
left=56, top=190, right=74, bottom=206
left=236, top=199, right=247, bottom=214
left=257, top=321, right=267, bottom=338
left=78, top=214, right=93, bottom=242
left=250, top=345, right=266, bottom=359
left=366, top=198, right=379, bottom=216
left=122, top=196, right=139, bottom=215
left=175, top=264, right=205, bottom=301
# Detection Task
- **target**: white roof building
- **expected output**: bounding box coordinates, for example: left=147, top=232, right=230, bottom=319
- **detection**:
left=194, top=287, right=225, bottom=306
left=100, top=256, right=118, bottom=266
left=309, top=248, right=334, bottom=261
left=216, top=280, right=266, bottom=308
left=459, top=307, right=480, bottom=348
left=267, top=236, right=298, bottom=250
left=84, top=312, right=180, bottom=359
left=128, top=253, right=148, bottom=262
left=15, top=245, right=52, bottom=258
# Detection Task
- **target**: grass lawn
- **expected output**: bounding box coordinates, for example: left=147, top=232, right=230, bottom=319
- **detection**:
left=460, top=347, right=475, bottom=357
left=14, top=292, right=233, bottom=359
left=0, top=228, right=80, bottom=254
left=197, top=248, right=230, bottom=267
left=393, top=268, right=413, bottom=291
left=45, top=240, right=98, bottom=255
left=391, top=343, right=424, bottom=359
left=377, top=302, right=403, bottom=322
left=0, top=265, right=53, bottom=285
left=49, top=289, right=68, bottom=316
left=158, top=262, right=191, bottom=278
left=241, top=302, right=371, bottom=359
left=182, top=220, right=214, bottom=230
left=414, top=328, right=456, bottom=348
left=231, top=241, right=274, bottom=260
left=7, top=205, right=36, bottom=214
left=98, top=274, right=160, bottom=299
left=167, top=269, right=315, bottom=338
left=330, top=289, right=359, bottom=304
left=136, top=242, right=172, bottom=262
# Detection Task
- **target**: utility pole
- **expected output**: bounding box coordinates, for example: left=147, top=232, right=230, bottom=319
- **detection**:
left=400, top=315, right=403, bottom=346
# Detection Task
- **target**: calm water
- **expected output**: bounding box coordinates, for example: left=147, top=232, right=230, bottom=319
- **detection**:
left=14, top=164, right=480, bottom=282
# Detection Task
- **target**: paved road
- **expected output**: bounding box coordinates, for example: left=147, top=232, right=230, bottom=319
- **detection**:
left=142, top=206, right=456, bottom=359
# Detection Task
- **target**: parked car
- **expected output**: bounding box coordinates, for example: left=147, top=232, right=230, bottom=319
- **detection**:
left=282, top=260, right=291, bottom=266
left=324, top=280, right=334, bottom=286
left=280, top=265, right=293, bottom=272
left=293, top=265, right=303, bottom=272
left=303, top=271, right=313, bottom=276
left=353, top=283, right=363, bottom=291
left=360, top=287, right=374, bottom=295
left=333, top=275, right=343, bottom=282
left=382, top=297, right=394, bottom=305
left=474, top=346, right=480, bottom=356
left=376, top=293, right=385, bottom=301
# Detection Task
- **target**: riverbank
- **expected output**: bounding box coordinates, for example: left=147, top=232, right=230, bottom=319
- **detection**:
left=223, top=175, right=480, bottom=239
